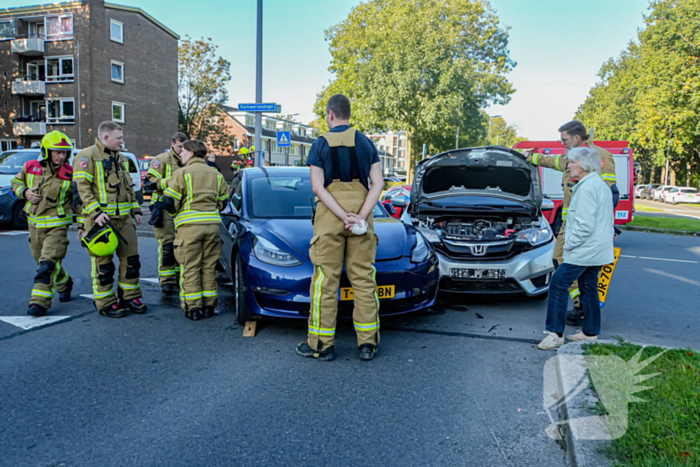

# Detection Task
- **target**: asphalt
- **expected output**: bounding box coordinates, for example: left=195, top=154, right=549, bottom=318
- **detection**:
left=0, top=226, right=698, bottom=465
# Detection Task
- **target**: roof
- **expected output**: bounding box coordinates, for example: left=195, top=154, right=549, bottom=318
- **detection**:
left=0, top=1, right=179, bottom=40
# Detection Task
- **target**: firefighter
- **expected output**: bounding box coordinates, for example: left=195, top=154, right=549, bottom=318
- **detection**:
left=296, top=94, right=384, bottom=362
left=11, top=131, right=75, bottom=316
left=74, top=121, right=146, bottom=318
left=161, top=140, right=228, bottom=321
left=526, top=121, right=617, bottom=325
left=144, top=132, right=186, bottom=295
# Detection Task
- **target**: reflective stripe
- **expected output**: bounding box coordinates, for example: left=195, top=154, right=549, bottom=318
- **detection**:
left=311, top=266, right=324, bottom=333
left=25, top=174, right=34, bottom=210
left=601, top=174, right=617, bottom=182
left=85, top=202, right=100, bottom=214
left=182, top=291, right=203, bottom=299
left=73, top=171, right=94, bottom=182
left=163, top=188, right=181, bottom=200
left=56, top=180, right=71, bottom=217
left=118, top=282, right=140, bottom=290
left=151, top=193, right=161, bottom=203
left=147, top=168, right=162, bottom=179
left=91, top=257, right=115, bottom=299
left=28, top=215, right=73, bottom=228
left=76, top=217, right=85, bottom=224
left=14, top=186, right=25, bottom=198
left=159, top=269, right=180, bottom=276
left=354, top=320, right=380, bottom=331
left=309, top=326, right=336, bottom=336
left=184, top=174, right=194, bottom=212
left=11, top=177, right=25, bottom=186
left=372, top=266, right=380, bottom=312
left=555, top=155, right=562, bottom=170
left=96, top=161, right=107, bottom=204
left=562, top=208, right=569, bottom=221
left=31, top=289, right=53, bottom=298
left=173, top=210, right=221, bottom=229
left=533, top=154, right=539, bottom=165
left=569, top=288, right=580, bottom=299
left=202, top=290, right=217, bottom=297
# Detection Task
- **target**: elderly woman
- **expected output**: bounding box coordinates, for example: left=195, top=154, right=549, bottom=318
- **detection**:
left=538, top=147, right=615, bottom=350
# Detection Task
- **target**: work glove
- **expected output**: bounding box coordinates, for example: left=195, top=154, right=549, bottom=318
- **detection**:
left=148, top=201, right=164, bottom=228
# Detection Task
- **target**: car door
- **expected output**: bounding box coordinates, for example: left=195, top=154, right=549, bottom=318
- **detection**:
left=219, top=173, right=244, bottom=277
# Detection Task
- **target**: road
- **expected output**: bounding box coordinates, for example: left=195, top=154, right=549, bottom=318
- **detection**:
left=0, top=226, right=698, bottom=466
left=635, top=198, right=700, bottom=219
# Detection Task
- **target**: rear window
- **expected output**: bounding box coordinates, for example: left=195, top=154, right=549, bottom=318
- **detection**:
left=0, top=150, right=41, bottom=174
left=680, top=188, right=697, bottom=193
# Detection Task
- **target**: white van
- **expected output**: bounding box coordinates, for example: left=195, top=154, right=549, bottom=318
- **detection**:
left=73, top=149, right=143, bottom=205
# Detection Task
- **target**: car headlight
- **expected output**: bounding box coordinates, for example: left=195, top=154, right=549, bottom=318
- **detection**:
left=417, top=227, right=441, bottom=243
left=411, top=232, right=432, bottom=263
left=516, top=225, right=553, bottom=246
left=0, top=187, right=11, bottom=196
left=253, top=236, right=302, bottom=267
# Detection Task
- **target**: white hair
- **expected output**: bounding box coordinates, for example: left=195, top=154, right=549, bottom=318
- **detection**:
left=567, top=147, right=601, bottom=174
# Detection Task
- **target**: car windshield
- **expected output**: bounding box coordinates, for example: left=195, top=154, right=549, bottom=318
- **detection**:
left=248, top=174, right=387, bottom=219
left=0, top=151, right=41, bottom=174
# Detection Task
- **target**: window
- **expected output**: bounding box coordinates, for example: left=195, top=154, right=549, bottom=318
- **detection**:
left=229, top=176, right=243, bottom=212
left=111, top=60, right=124, bottom=83
left=245, top=116, right=254, bottom=126
left=0, top=21, right=16, bottom=39
left=45, top=15, right=73, bottom=39
left=110, top=19, right=123, bottom=44
left=112, top=101, right=125, bottom=123
left=47, top=98, right=75, bottom=123
left=233, top=138, right=239, bottom=150
left=265, top=120, right=275, bottom=130
left=291, top=144, right=299, bottom=156
left=45, top=56, right=74, bottom=82
left=271, top=140, right=279, bottom=154
left=1, top=140, right=19, bottom=152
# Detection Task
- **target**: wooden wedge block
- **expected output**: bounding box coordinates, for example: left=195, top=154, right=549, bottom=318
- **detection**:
left=243, top=321, right=257, bottom=337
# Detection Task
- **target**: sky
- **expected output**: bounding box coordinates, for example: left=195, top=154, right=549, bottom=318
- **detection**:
left=9, top=0, right=651, bottom=140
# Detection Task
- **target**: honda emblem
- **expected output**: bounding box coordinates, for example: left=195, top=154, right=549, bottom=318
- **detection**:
left=470, top=245, right=487, bottom=256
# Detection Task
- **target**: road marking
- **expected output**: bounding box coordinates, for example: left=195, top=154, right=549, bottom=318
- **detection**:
left=638, top=256, right=698, bottom=264
left=644, top=269, right=700, bottom=287
left=620, top=255, right=637, bottom=258
left=0, top=315, right=70, bottom=330
left=141, top=278, right=159, bottom=284
left=80, top=294, right=94, bottom=300
left=0, top=231, right=29, bottom=236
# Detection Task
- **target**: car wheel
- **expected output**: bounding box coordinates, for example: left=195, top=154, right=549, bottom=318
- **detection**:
left=234, top=253, right=251, bottom=326
left=12, top=202, right=27, bottom=229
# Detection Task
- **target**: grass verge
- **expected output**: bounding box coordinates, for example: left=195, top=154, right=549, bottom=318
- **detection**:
left=634, top=204, right=664, bottom=213
left=583, top=341, right=699, bottom=467
left=628, top=216, right=700, bottom=233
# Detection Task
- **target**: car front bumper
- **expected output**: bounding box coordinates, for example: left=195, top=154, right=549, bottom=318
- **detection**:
left=436, top=240, right=555, bottom=296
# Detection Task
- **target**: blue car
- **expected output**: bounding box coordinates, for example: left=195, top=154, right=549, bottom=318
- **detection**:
left=218, top=167, right=439, bottom=325
left=0, top=149, right=42, bottom=228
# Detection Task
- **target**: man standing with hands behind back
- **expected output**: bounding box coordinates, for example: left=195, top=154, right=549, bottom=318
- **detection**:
left=296, top=94, right=384, bottom=362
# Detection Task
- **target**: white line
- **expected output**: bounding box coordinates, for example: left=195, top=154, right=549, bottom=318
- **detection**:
left=620, top=255, right=637, bottom=258
left=638, top=256, right=698, bottom=264
left=80, top=294, right=95, bottom=300
left=644, top=269, right=700, bottom=287
left=0, top=316, right=70, bottom=330
left=0, top=231, right=29, bottom=236
left=141, top=278, right=159, bottom=284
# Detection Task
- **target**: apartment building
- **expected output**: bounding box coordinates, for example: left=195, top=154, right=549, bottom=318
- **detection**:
left=0, top=0, right=178, bottom=155
left=367, top=130, right=409, bottom=176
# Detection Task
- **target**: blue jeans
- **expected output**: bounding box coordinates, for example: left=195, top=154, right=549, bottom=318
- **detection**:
left=545, top=263, right=601, bottom=336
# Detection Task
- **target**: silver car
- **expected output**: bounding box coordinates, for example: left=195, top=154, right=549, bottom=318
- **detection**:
left=398, top=146, right=555, bottom=297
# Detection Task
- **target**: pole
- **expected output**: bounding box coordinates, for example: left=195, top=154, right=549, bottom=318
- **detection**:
left=254, top=0, right=263, bottom=167
left=664, top=126, right=671, bottom=185
left=455, top=90, right=461, bottom=149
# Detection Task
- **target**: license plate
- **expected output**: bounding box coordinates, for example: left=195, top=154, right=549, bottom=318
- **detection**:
left=339, top=285, right=395, bottom=301
left=597, top=247, right=621, bottom=307
left=450, top=268, right=507, bottom=280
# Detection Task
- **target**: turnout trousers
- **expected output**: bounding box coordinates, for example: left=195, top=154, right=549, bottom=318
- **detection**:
left=553, top=220, right=582, bottom=309
left=154, top=212, right=179, bottom=287
left=173, top=223, right=222, bottom=311
left=28, top=225, right=71, bottom=309
left=84, top=215, right=141, bottom=309
left=307, top=181, right=380, bottom=351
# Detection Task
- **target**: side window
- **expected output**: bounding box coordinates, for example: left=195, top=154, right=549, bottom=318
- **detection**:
left=229, top=175, right=243, bottom=212
left=127, top=158, right=137, bottom=173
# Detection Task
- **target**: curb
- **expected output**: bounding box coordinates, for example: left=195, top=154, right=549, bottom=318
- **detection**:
left=555, top=341, right=612, bottom=467
left=623, top=225, right=699, bottom=237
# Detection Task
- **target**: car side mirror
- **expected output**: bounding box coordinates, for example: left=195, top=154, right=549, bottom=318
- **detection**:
left=392, top=195, right=408, bottom=208
left=384, top=203, right=396, bottom=216
left=541, top=199, right=555, bottom=211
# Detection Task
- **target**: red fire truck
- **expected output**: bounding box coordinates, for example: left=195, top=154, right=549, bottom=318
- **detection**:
left=513, top=140, right=635, bottom=235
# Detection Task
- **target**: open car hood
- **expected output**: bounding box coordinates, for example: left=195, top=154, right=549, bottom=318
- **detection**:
left=409, top=146, right=543, bottom=212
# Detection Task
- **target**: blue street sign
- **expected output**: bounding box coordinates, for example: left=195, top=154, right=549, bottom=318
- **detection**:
left=238, top=103, right=277, bottom=112
left=277, top=131, right=291, bottom=147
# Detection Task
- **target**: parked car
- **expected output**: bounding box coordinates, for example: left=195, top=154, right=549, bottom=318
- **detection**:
left=218, top=167, right=439, bottom=325
left=652, top=185, right=674, bottom=201
left=634, top=185, right=645, bottom=198
left=402, top=146, right=555, bottom=297
left=383, top=176, right=402, bottom=183
left=640, top=184, right=661, bottom=200
left=0, top=149, right=43, bottom=228
left=664, top=187, right=699, bottom=204
left=73, top=149, right=143, bottom=205
left=381, top=184, right=412, bottom=219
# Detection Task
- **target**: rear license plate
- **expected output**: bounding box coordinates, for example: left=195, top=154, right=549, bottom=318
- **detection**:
left=339, top=285, right=395, bottom=301
left=450, top=268, right=507, bottom=280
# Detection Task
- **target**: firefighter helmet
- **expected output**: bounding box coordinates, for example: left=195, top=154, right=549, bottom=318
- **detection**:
left=81, top=224, right=119, bottom=256
left=40, top=131, right=73, bottom=161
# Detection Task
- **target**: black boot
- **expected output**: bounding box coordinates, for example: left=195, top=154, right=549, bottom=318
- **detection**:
left=358, top=344, right=377, bottom=361
left=123, top=298, right=147, bottom=314
left=566, top=307, right=584, bottom=326
left=27, top=304, right=48, bottom=317
left=202, top=305, right=215, bottom=319
left=296, top=342, right=335, bottom=361
left=186, top=308, right=202, bottom=321
left=58, top=278, right=73, bottom=303
left=99, top=303, right=127, bottom=318
left=162, top=284, right=176, bottom=296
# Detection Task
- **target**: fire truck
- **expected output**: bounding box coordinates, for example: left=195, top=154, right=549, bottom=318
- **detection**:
left=513, top=140, right=635, bottom=236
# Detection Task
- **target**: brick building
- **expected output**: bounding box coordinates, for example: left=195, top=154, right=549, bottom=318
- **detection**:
left=367, top=130, right=409, bottom=176
left=0, top=0, right=178, bottom=156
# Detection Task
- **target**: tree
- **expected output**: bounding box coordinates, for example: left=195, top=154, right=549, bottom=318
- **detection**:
left=486, top=116, right=527, bottom=147
left=178, top=36, right=232, bottom=153
left=314, top=0, right=515, bottom=176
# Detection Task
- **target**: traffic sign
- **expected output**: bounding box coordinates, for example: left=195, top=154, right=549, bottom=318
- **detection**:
left=277, top=131, right=291, bottom=147
left=238, top=103, right=278, bottom=112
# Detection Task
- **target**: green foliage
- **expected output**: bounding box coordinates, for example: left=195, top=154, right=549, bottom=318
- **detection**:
left=576, top=0, right=700, bottom=186
left=486, top=116, right=527, bottom=148
left=314, top=0, right=515, bottom=170
left=178, top=36, right=232, bottom=153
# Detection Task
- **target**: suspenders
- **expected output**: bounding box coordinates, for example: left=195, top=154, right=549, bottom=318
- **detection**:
left=329, top=146, right=360, bottom=181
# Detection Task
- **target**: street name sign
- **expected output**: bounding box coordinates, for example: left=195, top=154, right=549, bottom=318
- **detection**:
left=238, top=103, right=280, bottom=112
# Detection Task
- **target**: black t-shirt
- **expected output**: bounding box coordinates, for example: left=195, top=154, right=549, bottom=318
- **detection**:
left=306, top=125, right=380, bottom=190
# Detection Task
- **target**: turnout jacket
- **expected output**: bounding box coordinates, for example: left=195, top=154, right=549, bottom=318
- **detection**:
left=11, top=159, right=73, bottom=228
left=526, top=141, right=616, bottom=222
left=73, top=139, right=141, bottom=219
left=162, top=157, right=228, bottom=230
left=145, top=148, right=183, bottom=204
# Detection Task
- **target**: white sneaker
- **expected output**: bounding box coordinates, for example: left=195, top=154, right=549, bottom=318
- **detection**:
left=566, top=331, right=598, bottom=343
left=538, top=331, right=564, bottom=350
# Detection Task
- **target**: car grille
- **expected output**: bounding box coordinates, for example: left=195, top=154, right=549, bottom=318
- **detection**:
left=434, top=240, right=533, bottom=261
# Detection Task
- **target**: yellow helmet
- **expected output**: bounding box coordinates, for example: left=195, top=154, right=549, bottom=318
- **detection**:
left=81, top=224, right=119, bottom=256
left=40, top=131, right=73, bottom=161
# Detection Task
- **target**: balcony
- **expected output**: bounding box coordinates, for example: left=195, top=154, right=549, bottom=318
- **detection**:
left=11, top=36, right=45, bottom=56
left=11, top=79, right=46, bottom=96
left=13, top=121, right=47, bottom=136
